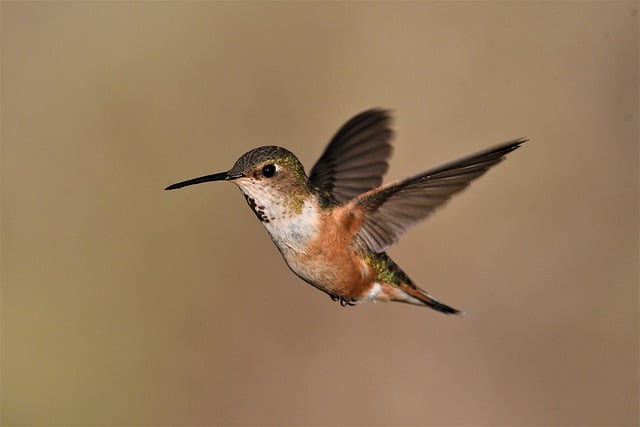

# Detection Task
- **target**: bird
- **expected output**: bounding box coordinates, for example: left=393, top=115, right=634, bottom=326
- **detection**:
left=166, top=108, right=526, bottom=314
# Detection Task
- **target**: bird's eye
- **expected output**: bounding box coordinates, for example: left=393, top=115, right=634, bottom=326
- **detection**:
left=261, top=164, right=277, bottom=178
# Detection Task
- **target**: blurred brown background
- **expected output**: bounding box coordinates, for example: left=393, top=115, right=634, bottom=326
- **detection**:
left=2, top=2, right=638, bottom=425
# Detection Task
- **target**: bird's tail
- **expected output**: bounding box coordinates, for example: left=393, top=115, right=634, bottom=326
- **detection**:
left=369, top=252, right=462, bottom=315
left=396, top=282, right=463, bottom=315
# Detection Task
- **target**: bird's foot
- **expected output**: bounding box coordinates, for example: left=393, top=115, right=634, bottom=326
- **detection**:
left=329, top=294, right=357, bottom=307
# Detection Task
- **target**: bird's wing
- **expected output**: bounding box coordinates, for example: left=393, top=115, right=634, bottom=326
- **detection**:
left=309, top=109, right=394, bottom=204
left=352, top=138, right=527, bottom=253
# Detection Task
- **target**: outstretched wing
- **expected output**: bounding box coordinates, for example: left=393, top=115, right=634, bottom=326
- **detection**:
left=353, top=138, right=527, bottom=253
left=309, top=109, right=394, bottom=203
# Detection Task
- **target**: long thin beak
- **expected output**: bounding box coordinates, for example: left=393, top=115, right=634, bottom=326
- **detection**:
left=165, top=172, right=243, bottom=190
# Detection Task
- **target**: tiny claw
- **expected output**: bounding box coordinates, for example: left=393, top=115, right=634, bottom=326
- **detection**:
left=339, top=297, right=356, bottom=307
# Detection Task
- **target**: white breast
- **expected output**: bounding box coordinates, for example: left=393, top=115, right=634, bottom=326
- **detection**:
left=233, top=180, right=320, bottom=255
left=263, top=199, right=319, bottom=253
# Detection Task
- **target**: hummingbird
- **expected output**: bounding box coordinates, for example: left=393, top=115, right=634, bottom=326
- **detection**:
left=166, top=109, right=526, bottom=314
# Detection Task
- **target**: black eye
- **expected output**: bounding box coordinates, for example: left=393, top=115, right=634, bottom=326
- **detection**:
left=262, top=164, right=277, bottom=178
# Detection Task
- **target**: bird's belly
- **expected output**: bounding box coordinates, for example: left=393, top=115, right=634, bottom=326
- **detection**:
left=282, top=246, right=371, bottom=298
left=263, top=201, right=374, bottom=299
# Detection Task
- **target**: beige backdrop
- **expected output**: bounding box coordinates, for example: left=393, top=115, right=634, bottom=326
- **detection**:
left=2, top=2, right=638, bottom=425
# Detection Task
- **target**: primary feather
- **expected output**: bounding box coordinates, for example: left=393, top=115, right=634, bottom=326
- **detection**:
left=352, top=138, right=527, bottom=253
left=309, top=109, right=394, bottom=203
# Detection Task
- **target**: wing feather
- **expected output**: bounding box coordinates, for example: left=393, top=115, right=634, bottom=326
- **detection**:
left=309, top=109, right=394, bottom=203
left=353, top=138, right=527, bottom=253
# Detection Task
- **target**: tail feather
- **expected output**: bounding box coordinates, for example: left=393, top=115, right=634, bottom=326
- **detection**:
left=368, top=252, right=462, bottom=315
left=396, top=283, right=463, bottom=315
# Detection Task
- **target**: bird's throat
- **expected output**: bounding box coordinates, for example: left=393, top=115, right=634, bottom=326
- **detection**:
left=234, top=182, right=321, bottom=254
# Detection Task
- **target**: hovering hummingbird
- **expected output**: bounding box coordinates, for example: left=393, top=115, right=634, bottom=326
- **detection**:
left=166, top=109, right=526, bottom=314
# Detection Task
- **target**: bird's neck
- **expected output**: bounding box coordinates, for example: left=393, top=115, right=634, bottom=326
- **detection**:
left=235, top=183, right=322, bottom=254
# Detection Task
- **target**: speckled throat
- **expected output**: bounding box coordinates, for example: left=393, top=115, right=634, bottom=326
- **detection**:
left=232, top=179, right=321, bottom=255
